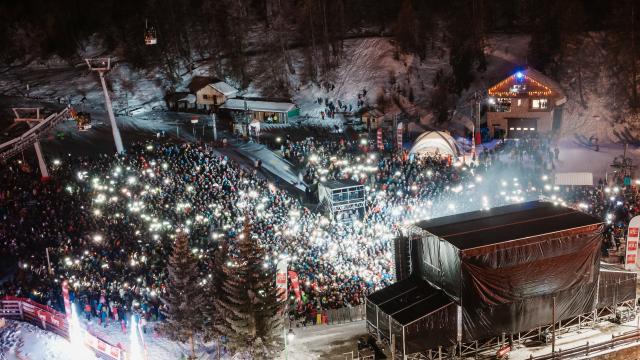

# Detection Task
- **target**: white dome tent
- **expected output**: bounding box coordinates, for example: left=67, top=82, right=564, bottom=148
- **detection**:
left=409, top=131, right=461, bottom=159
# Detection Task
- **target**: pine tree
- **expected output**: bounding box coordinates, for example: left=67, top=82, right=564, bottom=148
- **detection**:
left=395, top=0, right=419, bottom=55
left=216, top=217, right=283, bottom=358
left=159, top=232, right=206, bottom=359
left=204, top=238, right=230, bottom=357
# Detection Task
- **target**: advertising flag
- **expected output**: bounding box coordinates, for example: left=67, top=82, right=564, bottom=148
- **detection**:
left=276, top=260, right=288, bottom=301
left=625, top=216, right=640, bottom=270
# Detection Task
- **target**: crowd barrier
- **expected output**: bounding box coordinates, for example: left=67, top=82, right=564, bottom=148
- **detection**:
left=0, top=296, right=126, bottom=360
left=299, top=304, right=366, bottom=326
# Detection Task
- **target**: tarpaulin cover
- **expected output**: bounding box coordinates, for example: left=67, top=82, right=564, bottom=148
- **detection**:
left=366, top=276, right=457, bottom=351
left=597, top=265, right=637, bottom=308
left=460, top=223, right=603, bottom=341
left=402, top=301, right=458, bottom=355
left=414, top=233, right=462, bottom=301
left=402, top=201, right=606, bottom=343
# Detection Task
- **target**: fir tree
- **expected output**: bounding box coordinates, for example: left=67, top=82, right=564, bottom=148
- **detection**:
left=204, top=238, right=230, bottom=358
left=159, top=232, right=205, bottom=359
left=216, top=217, right=283, bottom=358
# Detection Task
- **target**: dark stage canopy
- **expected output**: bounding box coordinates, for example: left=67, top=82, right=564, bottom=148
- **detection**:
left=367, top=201, right=636, bottom=358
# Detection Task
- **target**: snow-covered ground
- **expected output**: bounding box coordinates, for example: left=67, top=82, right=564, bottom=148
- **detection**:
left=0, top=320, right=98, bottom=360
left=5, top=315, right=640, bottom=360
left=281, top=320, right=366, bottom=360
left=554, top=137, right=640, bottom=180
left=509, top=317, right=640, bottom=360
left=0, top=317, right=365, bottom=360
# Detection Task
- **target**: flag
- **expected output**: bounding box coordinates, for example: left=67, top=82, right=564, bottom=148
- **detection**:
left=288, top=271, right=301, bottom=302
left=625, top=216, right=640, bottom=270
left=276, top=260, right=288, bottom=301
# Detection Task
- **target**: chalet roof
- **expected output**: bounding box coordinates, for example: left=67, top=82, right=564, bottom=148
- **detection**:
left=210, top=81, right=238, bottom=96
left=220, top=98, right=296, bottom=113
left=488, top=67, right=567, bottom=106
left=188, top=76, right=221, bottom=93
left=363, top=108, right=384, bottom=118
left=165, top=92, right=196, bottom=104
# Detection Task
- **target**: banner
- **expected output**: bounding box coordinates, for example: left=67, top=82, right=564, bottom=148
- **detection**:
left=288, top=271, right=301, bottom=302
left=276, top=260, right=288, bottom=301
left=62, top=280, right=72, bottom=321
left=377, top=128, right=383, bottom=151
left=396, top=122, right=403, bottom=150
left=625, top=216, right=640, bottom=270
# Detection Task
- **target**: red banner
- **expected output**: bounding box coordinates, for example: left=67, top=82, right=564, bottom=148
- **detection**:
left=625, top=216, right=640, bottom=270
left=288, top=271, right=301, bottom=302
left=62, top=280, right=72, bottom=321
left=377, top=128, right=383, bottom=151
left=276, top=260, right=288, bottom=301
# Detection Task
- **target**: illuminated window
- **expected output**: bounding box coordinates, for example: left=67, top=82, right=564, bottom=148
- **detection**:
left=532, top=98, right=548, bottom=109
left=516, top=127, right=522, bottom=130
left=493, top=98, right=511, bottom=112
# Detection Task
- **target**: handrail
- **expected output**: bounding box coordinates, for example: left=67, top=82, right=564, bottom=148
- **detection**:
left=0, top=296, right=125, bottom=360
left=0, top=107, right=71, bottom=160
left=530, top=329, right=640, bottom=360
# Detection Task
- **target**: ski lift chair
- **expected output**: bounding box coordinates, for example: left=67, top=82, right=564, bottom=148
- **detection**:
left=76, top=112, right=92, bottom=131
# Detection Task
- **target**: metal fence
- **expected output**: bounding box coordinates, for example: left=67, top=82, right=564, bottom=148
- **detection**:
left=530, top=329, right=640, bottom=360
left=324, top=304, right=366, bottom=325
left=0, top=296, right=124, bottom=360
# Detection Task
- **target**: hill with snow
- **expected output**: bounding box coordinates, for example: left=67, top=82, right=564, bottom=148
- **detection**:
left=0, top=32, right=632, bottom=145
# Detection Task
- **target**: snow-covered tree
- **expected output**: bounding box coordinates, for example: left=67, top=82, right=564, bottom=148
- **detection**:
left=216, top=217, right=283, bottom=358
left=159, top=232, right=206, bottom=359
left=203, top=238, right=230, bottom=355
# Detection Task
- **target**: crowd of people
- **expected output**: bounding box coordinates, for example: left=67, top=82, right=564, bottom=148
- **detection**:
left=0, top=133, right=638, bottom=332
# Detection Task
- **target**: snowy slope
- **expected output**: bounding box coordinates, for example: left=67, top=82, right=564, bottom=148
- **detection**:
left=0, top=320, right=99, bottom=360
left=0, top=60, right=169, bottom=118
left=290, top=37, right=450, bottom=120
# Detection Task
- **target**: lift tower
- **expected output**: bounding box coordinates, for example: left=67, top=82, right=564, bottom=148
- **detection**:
left=85, top=58, right=124, bottom=154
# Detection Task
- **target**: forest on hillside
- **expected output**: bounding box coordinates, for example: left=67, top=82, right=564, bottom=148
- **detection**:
left=0, top=0, right=639, bottom=115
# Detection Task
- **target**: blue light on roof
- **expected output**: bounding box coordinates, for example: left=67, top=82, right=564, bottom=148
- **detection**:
left=515, top=71, right=524, bottom=79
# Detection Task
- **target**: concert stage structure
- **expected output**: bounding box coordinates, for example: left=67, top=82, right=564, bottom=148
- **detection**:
left=318, top=179, right=366, bottom=224
left=367, top=201, right=637, bottom=359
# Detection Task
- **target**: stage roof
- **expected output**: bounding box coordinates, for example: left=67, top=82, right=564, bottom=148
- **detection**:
left=415, top=201, right=602, bottom=252
left=368, top=276, right=453, bottom=325
left=321, top=179, right=363, bottom=189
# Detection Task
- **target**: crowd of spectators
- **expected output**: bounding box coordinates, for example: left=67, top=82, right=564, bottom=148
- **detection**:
left=0, top=134, right=637, bottom=330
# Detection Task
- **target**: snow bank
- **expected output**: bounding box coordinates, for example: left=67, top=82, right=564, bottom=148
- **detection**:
left=0, top=320, right=99, bottom=360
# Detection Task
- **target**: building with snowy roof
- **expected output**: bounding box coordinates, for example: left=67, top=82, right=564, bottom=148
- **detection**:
left=187, top=76, right=238, bottom=112
left=487, top=67, right=566, bottom=139
left=220, top=97, right=298, bottom=124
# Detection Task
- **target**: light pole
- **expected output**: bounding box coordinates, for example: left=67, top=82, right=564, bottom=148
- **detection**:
left=211, top=113, right=218, bottom=141
left=85, top=58, right=124, bottom=154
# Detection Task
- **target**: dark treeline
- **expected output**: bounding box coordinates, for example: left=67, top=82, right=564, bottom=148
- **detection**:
left=0, top=0, right=638, bottom=109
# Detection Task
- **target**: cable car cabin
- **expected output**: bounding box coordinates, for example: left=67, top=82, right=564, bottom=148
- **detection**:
left=145, top=27, right=157, bottom=45
left=76, top=112, right=92, bottom=131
